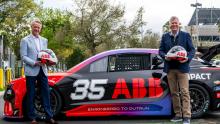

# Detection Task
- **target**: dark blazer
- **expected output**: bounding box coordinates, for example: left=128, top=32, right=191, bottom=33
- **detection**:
left=159, top=31, right=195, bottom=73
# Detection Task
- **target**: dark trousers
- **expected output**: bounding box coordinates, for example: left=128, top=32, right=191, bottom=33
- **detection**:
left=26, top=67, right=53, bottom=120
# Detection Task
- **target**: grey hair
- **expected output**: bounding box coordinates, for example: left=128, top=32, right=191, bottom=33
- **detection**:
left=169, top=16, right=179, bottom=23
left=30, top=18, right=42, bottom=26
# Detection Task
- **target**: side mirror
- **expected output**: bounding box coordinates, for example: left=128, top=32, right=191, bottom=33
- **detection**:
left=152, top=56, right=163, bottom=66
left=152, top=72, right=162, bottom=79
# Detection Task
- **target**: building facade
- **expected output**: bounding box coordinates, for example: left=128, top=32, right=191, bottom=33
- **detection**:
left=185, top=8, right=220, bottom=47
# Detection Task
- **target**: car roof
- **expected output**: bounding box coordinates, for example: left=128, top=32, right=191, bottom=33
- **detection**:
left=67, top=48, right=158, bottom=73
left=97, top=48, right=158, bottom=55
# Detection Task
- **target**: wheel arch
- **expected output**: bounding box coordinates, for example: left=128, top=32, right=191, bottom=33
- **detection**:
left=49, top=85, right=65, bottom=116
left=189, top=80, right=212, bottom=99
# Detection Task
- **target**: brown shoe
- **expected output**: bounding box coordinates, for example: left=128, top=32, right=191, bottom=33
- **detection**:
left=45, top=119, right=58, bottom=124
left=31, top=120, right=38, bottom=124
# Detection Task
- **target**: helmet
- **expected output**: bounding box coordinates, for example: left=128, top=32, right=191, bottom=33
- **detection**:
left=166, top=46, right=187, bottom=61
left=37, top=49, right=58, bottom=66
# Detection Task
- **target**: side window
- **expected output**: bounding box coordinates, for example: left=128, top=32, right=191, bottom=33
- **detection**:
left=90, top=57, right=108, bottom=72
left=108, top=54, right=151, bottom=72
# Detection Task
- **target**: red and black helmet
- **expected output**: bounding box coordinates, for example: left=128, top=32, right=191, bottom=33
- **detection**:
left=37, top=49, right=58, bottom=66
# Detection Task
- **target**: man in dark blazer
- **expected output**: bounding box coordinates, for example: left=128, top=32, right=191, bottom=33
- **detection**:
left=159, top=16, right=195, bottom=124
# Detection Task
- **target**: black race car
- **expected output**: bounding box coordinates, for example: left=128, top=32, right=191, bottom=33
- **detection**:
left=3, top=45, right=220, bottom=119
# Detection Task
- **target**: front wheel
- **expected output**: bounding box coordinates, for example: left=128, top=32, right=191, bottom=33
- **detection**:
left=23, top=87, right=62, bottom=120
left=190, top=84, right=210, bottom=118
left=35, top=88, right=62, bottom=119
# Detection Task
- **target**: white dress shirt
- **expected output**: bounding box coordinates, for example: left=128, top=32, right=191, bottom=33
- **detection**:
left=31, top=34, right=41, bottom=51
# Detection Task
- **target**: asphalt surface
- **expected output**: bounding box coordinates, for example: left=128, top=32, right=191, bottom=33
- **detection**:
left=0, top=91, right=220, bottom=124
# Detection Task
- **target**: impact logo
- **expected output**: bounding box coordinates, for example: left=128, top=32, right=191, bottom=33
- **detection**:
left=188, top=73, right=211, bottom=80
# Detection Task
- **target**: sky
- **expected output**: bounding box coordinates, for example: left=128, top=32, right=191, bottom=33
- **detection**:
left=40, top=0, right=220, bottom=35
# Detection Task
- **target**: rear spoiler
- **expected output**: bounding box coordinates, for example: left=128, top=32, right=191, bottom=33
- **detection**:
left=200, top=44, right=220, bottom=62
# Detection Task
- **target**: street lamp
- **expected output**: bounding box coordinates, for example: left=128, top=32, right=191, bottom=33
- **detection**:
left=191, top=0, right=202, bottom=49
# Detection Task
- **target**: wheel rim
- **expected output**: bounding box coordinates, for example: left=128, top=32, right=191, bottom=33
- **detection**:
left=190, top=87, right=209, bottom=115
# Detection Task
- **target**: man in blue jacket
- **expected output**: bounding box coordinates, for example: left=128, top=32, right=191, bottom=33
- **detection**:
left=159, top=16, right=195, bottom=124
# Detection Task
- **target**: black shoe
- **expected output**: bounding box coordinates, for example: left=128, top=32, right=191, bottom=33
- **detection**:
left=183, top=117, right=190, bottom=124
left=45, top=119, right=58, bottom=124
left=170, top=116, right=183, bottom=122
left=31, top=120, right=38, bottom=124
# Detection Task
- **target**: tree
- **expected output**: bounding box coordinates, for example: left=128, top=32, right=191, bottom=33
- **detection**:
left=123, top=7, right=146, bottom=48
left=142, top=31, right=160, bottom=48
left=37, top=8, right=76, bottom=61
left=66, top=47, right=85, bottom=69
left=73, top=0, right=125, bottom=55
left=0, top=0, right=38, bottom=59
left=162, top=21, right=170, bottom=33
left=73, top=0, right=154, bottom=55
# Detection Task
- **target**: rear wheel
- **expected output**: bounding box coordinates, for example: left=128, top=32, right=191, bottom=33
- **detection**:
left=190, top=84, right=210, bottom=118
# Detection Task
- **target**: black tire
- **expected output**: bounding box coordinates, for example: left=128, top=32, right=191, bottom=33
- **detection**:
left=23, top=88, right=62, bottom=120
left=50, top=88, right=62, bottom=117
left=190, top=84, right=210, bottom=118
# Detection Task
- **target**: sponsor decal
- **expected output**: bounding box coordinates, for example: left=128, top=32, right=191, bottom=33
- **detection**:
left=177, top=51, right=186, bottom=58
left=217, top=92, right=220, bottom=99
left=203, top=100, right=210, bottom=112
left=188, top=73, right=211, bottom=80
left=112, top=78, right=163, bottom=99
left=70, top=78, right=164, bottom=100
left=71, top=79, right=108, bottom=100
left=214, top=80, right=220, bottom=85
left=217, top=103, right=220, bottom=108
left=42, top=54, right=50, bottom=59
left=214, top=86, right=220, bottom=91
left=87, top=104, right=162, bottom=112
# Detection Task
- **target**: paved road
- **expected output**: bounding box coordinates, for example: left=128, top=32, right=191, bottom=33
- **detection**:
left=0, top=94, right=220, bottom=124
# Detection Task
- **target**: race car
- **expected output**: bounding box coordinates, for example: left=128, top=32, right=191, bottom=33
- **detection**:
left=3, top=45, right=220, bottom=120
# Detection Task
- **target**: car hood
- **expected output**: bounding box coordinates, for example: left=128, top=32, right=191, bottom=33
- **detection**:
left=10, top=72, right=71, bottom=85
left=200, top=44, right=220, bottom=62
left=48, top=72, right=71, bottom=85
left=48, top=72, right=70, bottom=77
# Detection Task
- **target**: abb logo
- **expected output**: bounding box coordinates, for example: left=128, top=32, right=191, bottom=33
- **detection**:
left=177, top=51, right=186, bottom=57
left=112, top=78, right=164, bottom=99
left=41, top=54, right=50, bottom=59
